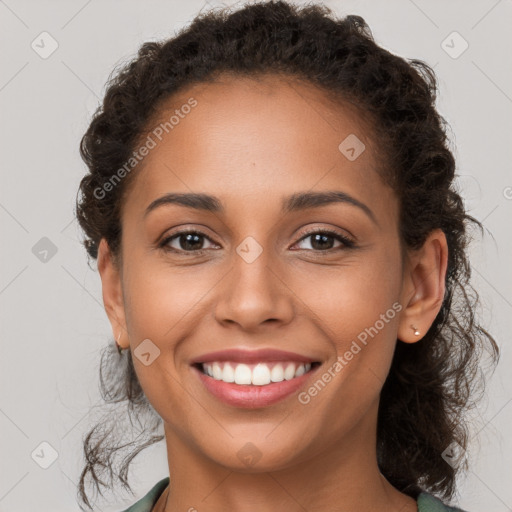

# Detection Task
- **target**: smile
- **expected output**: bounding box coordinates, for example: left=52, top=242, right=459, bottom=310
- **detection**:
left=196, top=361, right=321, bottom=386
left=191, top=361, right=322, bottom=408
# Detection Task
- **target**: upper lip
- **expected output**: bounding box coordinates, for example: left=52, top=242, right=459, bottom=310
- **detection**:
left=190, top=348, right=321, bottom=365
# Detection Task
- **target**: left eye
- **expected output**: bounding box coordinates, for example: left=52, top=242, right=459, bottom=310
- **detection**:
left=293, top=230, right=354, bottom=251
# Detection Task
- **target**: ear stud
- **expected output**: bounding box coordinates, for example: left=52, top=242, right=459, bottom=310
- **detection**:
left=411, top=325, right=420, bottom=336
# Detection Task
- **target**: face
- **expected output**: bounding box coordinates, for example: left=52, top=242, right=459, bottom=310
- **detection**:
left=99, top=73, right=433, bottom=473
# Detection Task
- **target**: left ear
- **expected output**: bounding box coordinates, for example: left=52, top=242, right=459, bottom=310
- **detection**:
left=397, top=229, right=448, bottom=343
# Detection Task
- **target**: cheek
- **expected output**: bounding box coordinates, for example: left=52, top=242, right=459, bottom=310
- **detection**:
left=291, top=260, right=401, bottom=435
left=293, top=248, right=402, bottom=379
left=122, top=258, right=216, bottom=342
left=294, top=246, right=401, bottom=328
left=120, top=259, right=215, bottom=416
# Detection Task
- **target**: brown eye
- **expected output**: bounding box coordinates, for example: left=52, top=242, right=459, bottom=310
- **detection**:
left=160, top=230, right=218, bottom=253
left=293, top=229, right=355, bottom=252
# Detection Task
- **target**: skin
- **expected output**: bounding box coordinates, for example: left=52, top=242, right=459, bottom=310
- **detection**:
left=97, top=73, right=448, bottom=512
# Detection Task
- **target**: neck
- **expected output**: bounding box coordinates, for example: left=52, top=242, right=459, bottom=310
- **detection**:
left=155, top=401, right=417, bottom=512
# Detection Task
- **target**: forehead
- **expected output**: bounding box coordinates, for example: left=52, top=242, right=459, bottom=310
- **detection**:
left=122, top=73, right=396, bottom=225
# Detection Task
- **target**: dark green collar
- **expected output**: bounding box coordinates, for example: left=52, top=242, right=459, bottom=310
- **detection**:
left=120, top=477, right=468, bottom=512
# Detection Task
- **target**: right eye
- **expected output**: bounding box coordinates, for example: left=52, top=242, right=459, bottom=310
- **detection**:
left=159, top=229, right=219, bottom=254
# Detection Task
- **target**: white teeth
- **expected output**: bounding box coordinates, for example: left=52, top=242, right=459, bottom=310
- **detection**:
left=295, top=364, right=306, bottom=377
left=212, top=362, right=223, bottom=380
left=222, top=363, right=235, bottom=383
left=270, top=364, right=285, bottom=383
left=252, top=363, right=271, bottom=386
left=234, top=363, right=252, bottom=385
left=283, top=363, right=296, bottom=380
left=201, top=361, right=313, bottom=386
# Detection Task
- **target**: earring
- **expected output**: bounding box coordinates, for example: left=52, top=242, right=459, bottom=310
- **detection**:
left=115, top=332, right=124, bottom=355
left=411, top=325, right=420, bottom=336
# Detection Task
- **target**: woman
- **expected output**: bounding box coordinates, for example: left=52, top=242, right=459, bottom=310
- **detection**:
left=74, top=1, right=499, bottom=511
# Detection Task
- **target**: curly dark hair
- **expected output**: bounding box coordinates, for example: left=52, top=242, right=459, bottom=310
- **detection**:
left=74, top=1, right=500, bottom=509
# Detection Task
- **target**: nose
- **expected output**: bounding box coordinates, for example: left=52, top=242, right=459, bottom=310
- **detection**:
left=213, top=248, right=295, bottom=332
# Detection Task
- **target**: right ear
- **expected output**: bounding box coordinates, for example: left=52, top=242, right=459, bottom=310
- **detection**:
left=97, top=238, right=129, bottom=349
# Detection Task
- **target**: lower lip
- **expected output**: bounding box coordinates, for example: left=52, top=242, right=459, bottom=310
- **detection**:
left=192, top=364, right=320, bottom=409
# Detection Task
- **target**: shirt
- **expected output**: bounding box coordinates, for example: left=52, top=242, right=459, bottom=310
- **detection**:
left=118, top=476, right=469, bottom=512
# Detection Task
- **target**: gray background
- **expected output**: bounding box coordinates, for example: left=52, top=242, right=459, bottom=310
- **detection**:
left=0, top=0, right=511, bottom=511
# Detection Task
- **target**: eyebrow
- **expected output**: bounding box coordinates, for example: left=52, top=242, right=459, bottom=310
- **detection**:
left=144, top=191, right=377, bottom=225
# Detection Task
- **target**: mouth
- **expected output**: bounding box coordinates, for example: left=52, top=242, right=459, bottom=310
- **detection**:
left=191, top=360, right=322, bottom=409
left=192, top=360, right=322, bottom=386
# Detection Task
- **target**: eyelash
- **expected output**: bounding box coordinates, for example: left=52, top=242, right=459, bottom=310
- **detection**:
left=158, top=227, right=356, bottom=256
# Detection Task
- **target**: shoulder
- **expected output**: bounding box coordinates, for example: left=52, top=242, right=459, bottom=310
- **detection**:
left=118, top=477, right=170, bottom=512
left=417, top=491, right=469, bottom=512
